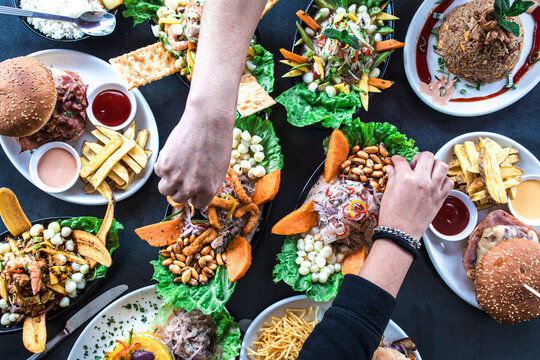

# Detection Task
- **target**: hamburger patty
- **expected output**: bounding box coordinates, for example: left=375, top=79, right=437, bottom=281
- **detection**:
left=18, top=70, right=87, bottom=152
left=462, top=210, right=540, bottom=280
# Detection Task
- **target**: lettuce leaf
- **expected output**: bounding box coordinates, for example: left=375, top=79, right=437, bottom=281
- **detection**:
left=323, top=120, right=418, bottom=161
left=235, top=113, right=283, bottom=173
left=123, top=0, right=162, bottom=26
left=152, top=303, right=240, bottom=360
left=60, top=217, right=123, bottom=281
left=250, top=43, right=274, bottom=93
left=273, top=236, right=342, bottom=302
left=276, top=83, right=361, bottom=129
left=152, top=257, right=236, bottom=315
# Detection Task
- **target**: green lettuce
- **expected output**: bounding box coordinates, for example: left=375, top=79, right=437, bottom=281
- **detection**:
left=235, top=112, right=283, bottom=173
left=250, top=43, right=274, bottom=93
left=324, top=120, right=418, bottom=161
left=153, top=303, right=240, bottom=360
left=273, top=236, right=342, bottom=302
left=152, top=257, right=236, bottom=315
left=123, top=0, right=162, bottom=26
left=60, top=217, right=123, bottom=281
left=276, top=83, right=362, bottom=129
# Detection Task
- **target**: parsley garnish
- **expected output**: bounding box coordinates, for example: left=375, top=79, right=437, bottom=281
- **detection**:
left=322, top=28, right=361, bottom=51
left=494, top=0, right=534, bottom=37
left=64, top=111, right=73, bottom=117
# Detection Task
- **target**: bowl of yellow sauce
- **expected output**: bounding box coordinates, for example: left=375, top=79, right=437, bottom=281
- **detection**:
left=508, top=174, right=540, bottom=227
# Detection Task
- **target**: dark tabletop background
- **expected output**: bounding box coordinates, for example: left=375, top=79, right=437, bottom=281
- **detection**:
left=0, top=0, right=539, bottom=359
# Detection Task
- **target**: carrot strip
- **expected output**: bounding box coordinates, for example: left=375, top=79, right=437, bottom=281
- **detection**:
left=296, top=10, right=320, bottom=31
left=374, top=39, right=405, bottom=52
left=368, top=78, right=394, bottom=89
left=279, top=48, right=307, bottom=64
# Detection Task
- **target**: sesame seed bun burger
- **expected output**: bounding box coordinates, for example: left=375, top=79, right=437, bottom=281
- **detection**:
left=0, top=56, right=88, bottom=152
left=475, top=237, right=540, bottom=324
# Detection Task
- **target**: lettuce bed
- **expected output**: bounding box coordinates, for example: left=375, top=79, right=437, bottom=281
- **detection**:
left=273, top=236, right=343, bottom=302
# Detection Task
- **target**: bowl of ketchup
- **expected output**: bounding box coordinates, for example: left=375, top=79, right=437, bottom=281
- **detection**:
left=87, top=82, right=136, bottom=131
left=429, top=190, right=478, bottom=241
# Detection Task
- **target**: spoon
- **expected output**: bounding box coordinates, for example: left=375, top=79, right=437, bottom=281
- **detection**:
left=0, top=5, right=116, bottom=37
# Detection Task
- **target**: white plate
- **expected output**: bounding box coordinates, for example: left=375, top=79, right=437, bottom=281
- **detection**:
left=240, top=294, right=422, bottom=360
left=0, top=49, right=159, bottom=205
left=404, top=1, right=540, bottom=116
left=68, top=285, right=162, bottom=360
left=424, top=132, right=540, bottom=309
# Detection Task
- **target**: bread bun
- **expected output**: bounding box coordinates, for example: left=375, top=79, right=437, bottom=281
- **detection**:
left=372, top=347, right=408, bottom=360
left=475, top=237, right=540, bottom=324
left=0, top=57, right=56, bottom=137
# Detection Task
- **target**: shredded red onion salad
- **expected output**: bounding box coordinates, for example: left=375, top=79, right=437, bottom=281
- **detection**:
left=157, top=309, right=217, bottom=360
left=309, top=178, right=382, bottom=247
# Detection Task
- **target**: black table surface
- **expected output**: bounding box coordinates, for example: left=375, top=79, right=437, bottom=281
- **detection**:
left=1, top=0, right=539, bottom=359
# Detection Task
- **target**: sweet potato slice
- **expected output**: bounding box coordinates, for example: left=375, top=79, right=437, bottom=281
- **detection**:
left=271, top=201, right=318, bottom=235
left=324, top=130, right=349, bottom=182
left=252, top=170, right=281, bottom=205
left=341, top=245, right=367, bottom=276
left=23, top=314, right=46, bottom=353
left=135, top=219, right=183, bottom=247
left=226, top=236, right=252, bottom=282
left=0, top=187, right=31, bottom=236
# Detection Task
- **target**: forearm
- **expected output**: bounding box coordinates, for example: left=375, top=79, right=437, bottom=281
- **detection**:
left=188, top=0, right=267, bottom=118
left=358, top=239, right=413, bottom=298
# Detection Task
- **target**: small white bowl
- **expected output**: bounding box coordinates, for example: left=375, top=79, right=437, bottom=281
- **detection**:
left=29, top=142, right=81, bottom=194
left=429, top=190, right=478, bottom=242
left=508, top=174, right=540, bottom=227
left=86, top=82, right=137, bottom=131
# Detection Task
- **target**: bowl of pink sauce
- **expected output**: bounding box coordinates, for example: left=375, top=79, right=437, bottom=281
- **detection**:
left=29, top=142, right=81, bottom=193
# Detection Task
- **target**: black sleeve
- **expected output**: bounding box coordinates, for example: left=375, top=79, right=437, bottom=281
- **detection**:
left=298, top=275, right=396, bottom=360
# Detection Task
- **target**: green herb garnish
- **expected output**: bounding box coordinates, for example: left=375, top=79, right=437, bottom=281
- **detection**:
left=64, top=111, right=72, bottom=117
left=322, top=28, right=361, bottom=51
left=494, top=0, right=534, bottom=37
left=419, top=36, right=427, bottom=52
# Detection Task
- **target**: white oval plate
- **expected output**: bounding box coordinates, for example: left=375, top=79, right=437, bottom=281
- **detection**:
left=0, top=49, right=159, bottom=205
left=68, top=285, right=162, bottom=360
left=404, top=1, right=540, bottom=116
left=424, top=132, right=540, bottom=309
left=240, top=294, right=422, bottom=360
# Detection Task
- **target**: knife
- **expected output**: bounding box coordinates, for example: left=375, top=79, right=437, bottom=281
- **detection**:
left=27, top=284, right=129, bottom=360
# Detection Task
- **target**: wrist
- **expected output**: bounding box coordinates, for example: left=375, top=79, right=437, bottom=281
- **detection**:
left=378, top=218, right=424, bottom=240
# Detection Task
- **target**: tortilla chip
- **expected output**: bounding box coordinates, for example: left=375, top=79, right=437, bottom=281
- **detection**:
left=237, top=73, right=276, bottom=117
left=262, top=0, right=280, bottom=17
left=109, top=43, right=178, bottom=90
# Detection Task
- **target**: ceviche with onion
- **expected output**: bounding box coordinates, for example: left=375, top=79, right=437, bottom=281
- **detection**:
left=272, top=121, right=417, bottom=301
left=277, top=0, right=404, bottom=128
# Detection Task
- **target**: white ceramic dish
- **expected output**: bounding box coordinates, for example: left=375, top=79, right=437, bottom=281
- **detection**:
left=424, top=132, right=540, bottom=309
left=429, top=190, right=478, bottom=241
left=0, top=49, right=159, bottom=205
left=86, top=82, right=137, bottom=131
left=240, top=294, right=422, bottom=360
left=28, top=141, right=81, bottom=193
left=404, top=1, right=540, bottom=116
left=508, top=174, right=540, bottom=226
left=68, top=285, right=159, bottom=360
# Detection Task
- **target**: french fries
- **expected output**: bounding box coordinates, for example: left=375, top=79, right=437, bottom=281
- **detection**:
left=78, top=120, right=152, bottom=198
left=447, top=137, right=522, bottom=209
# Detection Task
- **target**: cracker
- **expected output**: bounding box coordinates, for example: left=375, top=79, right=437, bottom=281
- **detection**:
left=109, top=43, right=178, bottom=90
left=237, top=73, right=276, bottom=117
left=262, top=0, right=280, bottom=18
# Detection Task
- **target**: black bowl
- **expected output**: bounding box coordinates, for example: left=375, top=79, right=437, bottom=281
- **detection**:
left=164, top=198, right=273, bottom=252
left=11, top=0, right=117, bottom=42
left=0, top=216, right=104, bottom=334
left=290, top=0, right=395, bottom=129
left=295, top=160, right=325, bottom=210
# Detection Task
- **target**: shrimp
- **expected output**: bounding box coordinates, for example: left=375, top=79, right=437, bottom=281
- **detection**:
left=167, top=24, right=188, bottom=51
left=5, top=256, right=45, bottom=295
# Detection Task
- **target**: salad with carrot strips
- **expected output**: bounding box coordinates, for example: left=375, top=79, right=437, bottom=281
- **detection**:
left=135, top=112, right=283, bottom=314
left=123, top=0, right=274, bottom=91
left=277, top=0, right=404, bottom=128
left=272, top=121, right=417, bottom=301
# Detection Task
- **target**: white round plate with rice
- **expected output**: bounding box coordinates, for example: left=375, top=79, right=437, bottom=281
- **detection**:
left=403, top=0, right=540, bottom=116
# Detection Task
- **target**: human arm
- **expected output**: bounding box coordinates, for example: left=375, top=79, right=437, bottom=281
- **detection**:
left=298, top=152, right=453, bottom=360
left=154, top=0, right=267, bottom=208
